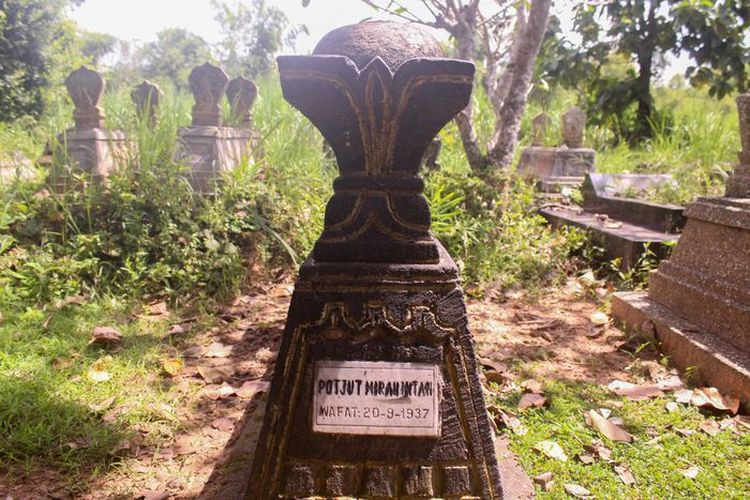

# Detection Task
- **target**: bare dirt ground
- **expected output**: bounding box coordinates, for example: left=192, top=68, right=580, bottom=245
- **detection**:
left=1, top=279, right=651, bottom=499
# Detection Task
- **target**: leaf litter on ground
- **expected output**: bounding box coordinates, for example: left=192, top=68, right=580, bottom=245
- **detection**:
left=586, top=409, right=634, bottom=442
left=534, top=440, right=568, bottom=461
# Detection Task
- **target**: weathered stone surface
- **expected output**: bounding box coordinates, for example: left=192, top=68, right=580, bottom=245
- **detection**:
left=532, top=112, right=551, bottom=147
left=244, top=22, right=502, bottom=500
left=226, top=76, right=257, bottom=126
left=516, top=146, right=595, bottom=192
left=727, top=93, right=750, bottom=197
left=66, top=66, right=105, bottom=130
left=0, top=152, right=34, bottom=181
left=362, top=466, right=396, bottom=497
left=613, top=100, right=750, bottom=403
left=313, top=20, right=444, bottom=69
left=323, top=465, right=359, bottom=496
left=50, top=68, right=127, bottom=188
left=402, top=466, right=434, bottom=496
left=442, top=466, right=472, bottom=496
left=562, top=106, right=586, bottom=148
left=281, top=464, right=315, bottom=497
left=131, top=80, right=162, bottom=124
left=189, top=62, right=229, bottom=126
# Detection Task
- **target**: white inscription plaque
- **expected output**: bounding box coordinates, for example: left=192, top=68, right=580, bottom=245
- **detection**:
left=312, top=360, right=441, bottom=437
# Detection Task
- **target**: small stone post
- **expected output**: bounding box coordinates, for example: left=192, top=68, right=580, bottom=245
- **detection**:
left=727, top=93, right=750, bottom=197
left=131, top=80, right=162, bottom=125
left=50, top=67, right=127, bottom=189
left=562, top=106, right=586, bottom=149
left=531, top=112, right=551, bottom=147
left=226, top=76, right=257, bottom=127
left=176, top=63, right=254, bottom=193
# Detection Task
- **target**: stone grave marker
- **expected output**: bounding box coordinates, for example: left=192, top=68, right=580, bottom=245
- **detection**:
left=613, top=92, right=750, bottom=403
left=50, top=66, right=127, bottom=189
left=245, top=21, right=503, bottom=499
left=176, top=63, right=255, bottom=193
left=516, top=106, right=596, bottom=193
left=226, top=76, right=258, bottom=127
left=540, top=173, right=684, bottom=269
left=531, top=112, right=552, bottom=147
left=131, top=80, right=162, bottom=125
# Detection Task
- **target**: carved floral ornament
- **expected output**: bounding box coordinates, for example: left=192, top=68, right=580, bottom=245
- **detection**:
left=278, top=55, right=474, bottom=264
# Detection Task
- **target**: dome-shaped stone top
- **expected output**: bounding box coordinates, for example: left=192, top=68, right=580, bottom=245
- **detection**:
left=313, top=21, right=444, bottom=70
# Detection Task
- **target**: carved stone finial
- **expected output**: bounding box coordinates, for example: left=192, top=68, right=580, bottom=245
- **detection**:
left=313, top=20, right=444, bottom=70
left=532, top=112, right=551, bottom=147
left=738, top=93, right=750, bottom=165
left=226, top=76, right=257, bottom=126
left=65, top=66, right=106, bottom=130
left=188, top=62, right=229, bottom=127
left=131, top=80, right=162, bottom=124
left=278, top=54, right=473, bottom=264
left=562, top=106, right=586, bottom=149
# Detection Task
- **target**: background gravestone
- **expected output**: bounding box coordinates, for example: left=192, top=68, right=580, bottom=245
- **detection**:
left=245, top=21, right=503, bottom=499
left=131, top=80, right=162, bottom=125
left=50, top=66, right=127, bottom=189
left=613, top=92, right=750, bottom=403
left=176, top=63, right=256, bottom=193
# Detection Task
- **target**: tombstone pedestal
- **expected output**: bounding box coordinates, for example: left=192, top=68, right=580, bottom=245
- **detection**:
left=249, top=245, right=502, bottom=498
left=51, top=128, right=128, bottom=189
left=244, top=21, right=503, bottom=499
left=613, top=94, right=750, bottom=403
left=176, top=126, right=253, bottom=193
left=517, top=146, right=595, bottom=192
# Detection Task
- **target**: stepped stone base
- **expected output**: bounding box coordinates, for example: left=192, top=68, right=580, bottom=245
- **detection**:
left=613, top=291, right=750, bottom=403
left=49, top=128, right=128, bottom=190
left=517, top=146, right=595, bottom=192
left=176, top=126, right=254, bottom=193
left=612, top=195, right=750, bottom=404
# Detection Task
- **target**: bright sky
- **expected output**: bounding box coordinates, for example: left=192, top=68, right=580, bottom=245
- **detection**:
left=70, top=0, right=687, bottom=79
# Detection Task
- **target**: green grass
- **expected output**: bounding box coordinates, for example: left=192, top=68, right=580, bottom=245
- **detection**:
left=0, top=298, right=208, bottom=488
left=492, top=379, right=750, bottom=498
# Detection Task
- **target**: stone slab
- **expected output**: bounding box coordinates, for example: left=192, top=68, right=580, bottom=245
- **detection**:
left=540, top=206, right=678, bottom=269
left=613, top=291, right=750, bottom=404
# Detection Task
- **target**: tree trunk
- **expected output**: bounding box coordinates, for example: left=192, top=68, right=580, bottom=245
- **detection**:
left=487, top=0, right=551, bottom=172
left=634, top=3, right=657, bottom=141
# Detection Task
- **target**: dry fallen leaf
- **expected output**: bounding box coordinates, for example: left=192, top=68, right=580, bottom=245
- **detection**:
left=182, top=345, right=206, bottom=358
left=162, top=358, right=184, bottom=377
left=518, top=393, right=547, bottom=411
left=674, top=389, right=694, bottom=403
left=205, top=342, right=233, bottom=358
left=615, top=464, right=636, bottom=485
left=168, top=324, right=188, bottom=336
left=521, top=379, right=544, bottom=394
left=587, top=410, right=634, bottom=442
left=534, top=472, right=554, bottom=491
left=665, top=401, right=679, bottom=413
left=87, top=356, right=113, bottom=383
left=52, top=357, right=73, bottom=370
left=148, top=301, right=168, bottom=315
left=577, top=453, right=596, bottom=465
left=585, top=440, right=613, bottom=462
left=608, top=380, right=663, bottom=400
left=89, top=396, right=116, bottom=412
left=534, top=440, right=568, bottom=461
left=698, top=420, right=721, bottom=436
left=680, top=466, right=700, bottom=479
left=135, top=490, right=169, bottom=500
left=564, top=483, right=594, bottom=498
left=690, top=387, right=740, bottom=415
left=674, top=427, right=695, bottom=437
left=211, top=417, right=235, bottom=432
left=655, top=375, right=684, bottom=391
left=485, top=370, right=506, bottom=385
left=236, top=379, right=270, bottom=399
left=89, top=326, right=123, bottom=349
left=590, top=310, right=609, bottom=326
left=478, top=356, right=508, bottom=373
left=197, top=364, right=235, bottom=383
left=174, top=436, right=195, bottom=456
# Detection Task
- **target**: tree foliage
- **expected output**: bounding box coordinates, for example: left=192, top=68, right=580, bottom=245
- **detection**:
left=213, top=0, right=306, bottom=78
left=544, top=0, right=750, bottom=142
left=137, top=28, right=213, bottom=89
left=0, top=0, right=83, bottom=122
